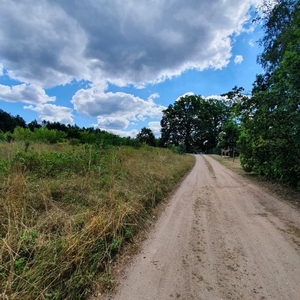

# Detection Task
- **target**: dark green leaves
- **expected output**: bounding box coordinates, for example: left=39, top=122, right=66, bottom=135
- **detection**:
left=233, top=0, right=300, bottom=188
left=160, top=95, right=230, bottom=153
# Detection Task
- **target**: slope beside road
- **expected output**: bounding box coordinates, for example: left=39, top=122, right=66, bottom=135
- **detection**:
left=102, top=155, right=300, bottom=300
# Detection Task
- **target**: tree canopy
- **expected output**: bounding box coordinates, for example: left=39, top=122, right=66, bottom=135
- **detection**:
left=160, top=95, right=230, bottom=153
left=231, top=0, right=300, bottom=188
left=136, top=127, right=156, bottom=146
left=0, top=109, right=26, bottom=133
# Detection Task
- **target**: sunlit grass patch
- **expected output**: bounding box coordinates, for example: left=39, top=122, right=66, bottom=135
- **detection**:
left=0, top=143, right=194, bottom=299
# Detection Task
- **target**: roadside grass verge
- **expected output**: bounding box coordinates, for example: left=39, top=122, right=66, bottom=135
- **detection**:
left=209, top=154, right=300, bottom=208
left=208, top=155, right=246, bottom=176
left=0, top=143, right=195, bottom=299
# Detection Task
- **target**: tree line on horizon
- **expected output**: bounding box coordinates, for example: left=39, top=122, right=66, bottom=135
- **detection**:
left=0, top=110, right=140, bottom=147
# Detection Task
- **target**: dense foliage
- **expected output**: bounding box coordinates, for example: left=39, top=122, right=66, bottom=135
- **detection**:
left=232, top=0, right=300, bottom=188
left=217, top=119, right=241, bottom=154
left=160, top=95, right=230, bottom=153
left=136, top=127, right=156, bottom=146
left=0, top=109, right=26, bottom=133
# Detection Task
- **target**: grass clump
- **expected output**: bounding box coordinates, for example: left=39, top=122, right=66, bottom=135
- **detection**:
left=0, top=143, right=194, bottom=299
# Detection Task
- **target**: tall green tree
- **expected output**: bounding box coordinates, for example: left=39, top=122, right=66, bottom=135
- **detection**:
left=28, top=119, right=42, bottom=131
left=233, top=0, right=300, bottom=188
left=217, top=120, right=240, bottom=152
left=0, top=109, right=26, bottom=132
left=257, top=0, right=297, bottom=72
left=136, top=127, right=156, bottom=146
left=160, top=95, right=230, bottom=153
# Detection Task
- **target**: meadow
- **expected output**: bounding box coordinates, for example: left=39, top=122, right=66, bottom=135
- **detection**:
left=0, top=142, right=194, bottom=299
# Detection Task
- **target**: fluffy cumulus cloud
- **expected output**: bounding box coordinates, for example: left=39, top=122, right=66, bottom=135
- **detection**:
left=96, top=117, right=131, bottom=130
left=24, top=104, right=74, bottom=124
left=0, top=0, right=262, bottom=88
left=176, top=92, right=195, bottom=102
left=0, top=84, right=55, bottom=104
left=148, top=121, right=162, bottom=137
left=205, top=95, right=227, bottom=101
left=71, top=87, right=166, bottom=131
left=234, top=55, right=244, bottom=64
left=104, top=128, right=139, bottom=138
left=0, top=0, right=264, bottom=132
left=0, top=1, right=88, bottom=88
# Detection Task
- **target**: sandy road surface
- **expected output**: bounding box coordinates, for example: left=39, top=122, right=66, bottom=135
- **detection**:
left=104, top=155, right=300, bottom=300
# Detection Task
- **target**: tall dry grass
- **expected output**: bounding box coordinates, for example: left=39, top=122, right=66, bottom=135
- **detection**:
left=0, top=143, right=194, bottom=299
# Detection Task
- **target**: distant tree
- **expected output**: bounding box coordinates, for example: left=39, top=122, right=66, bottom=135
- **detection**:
left=15, top=115, right=26, bottom=128
left=80, top=130, right=97, bottom=144
left=217, top=120, right=240, bottom=158
left=160, top=95, right=230, bottom=153
left=0, top=109, right=13, bottom=132
left=13, top=127, right=32, bottom=141
left=136, top=127, right=156, bottom=146
left=46, top=121, right=68, bottom=132
left=28, top=119, right=42, bottom=131
left=67, top=124, right=81, bottom=139
left=0, top=109, right=26, bottom=132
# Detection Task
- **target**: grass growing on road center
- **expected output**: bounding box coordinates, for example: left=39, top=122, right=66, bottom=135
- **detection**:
left=0, top=143, right=194, bottom=300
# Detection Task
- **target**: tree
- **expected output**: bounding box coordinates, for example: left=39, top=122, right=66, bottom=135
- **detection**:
left=0, top=109, right=27, bottom=133
left=232, top=0, right=300, bottom=188
left=28, top=119, right=42, bottom=131
left=136, top=127, right=156, bottom=146
left=160, top=95, right=230, bottom=153
left=217, top=120, right=240, bottom=155
left=256, top=0, right=297, bottom=73
left=13, top=126, right=33, bottom=141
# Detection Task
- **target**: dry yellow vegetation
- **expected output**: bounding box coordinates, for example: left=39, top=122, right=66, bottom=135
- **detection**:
left=0, top=143, right=194, bottom=299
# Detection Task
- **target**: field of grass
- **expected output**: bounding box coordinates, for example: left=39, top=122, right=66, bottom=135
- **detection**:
left=0, top=142, right=195, bottom=299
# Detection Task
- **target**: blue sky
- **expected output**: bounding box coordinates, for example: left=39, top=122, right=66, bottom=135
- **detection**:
left=0, top=0, right=265, bottom=137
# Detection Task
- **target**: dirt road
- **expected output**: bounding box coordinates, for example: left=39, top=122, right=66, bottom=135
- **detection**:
left=105, top=155, right=300, bottom=300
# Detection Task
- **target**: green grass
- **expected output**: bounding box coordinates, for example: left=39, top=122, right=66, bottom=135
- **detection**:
left=0, top=142, right=195, bottom=299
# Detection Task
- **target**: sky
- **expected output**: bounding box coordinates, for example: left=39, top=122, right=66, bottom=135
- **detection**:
left=0, top=0, right=266, bottom=137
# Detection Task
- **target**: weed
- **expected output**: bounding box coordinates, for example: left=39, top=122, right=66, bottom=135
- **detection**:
left=24, top=141, right=30, bottom=152
left=109, top=238, right=121, bottom=256
left=288, top=225, right=300, bottom=239
left=0, top=143, right=195, bottom=299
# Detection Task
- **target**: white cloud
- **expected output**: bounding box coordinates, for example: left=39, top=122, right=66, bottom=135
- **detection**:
left=175, top=92, right=195, bottom=102
left=24, top=104, right=74, bottom=124
left=234, top=55, right=244, bottom=64
left=96, top=117, right=130, bottom=130
left=205, top=95, right=227, bottom=101
left=0, top=0, right=263, bottom=88
left=0, top=84, right=55, bottom=104
left=99, top=128, right=139, bottom=138
left=249, top=39, right=256, bottom=47
left=71, top=86, right=166, bottom=131
left=148, top=93, right=160, bottom=101
left=148, top=121, right=161, bottom=137
left=0, top=63, right=3, bottom=76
